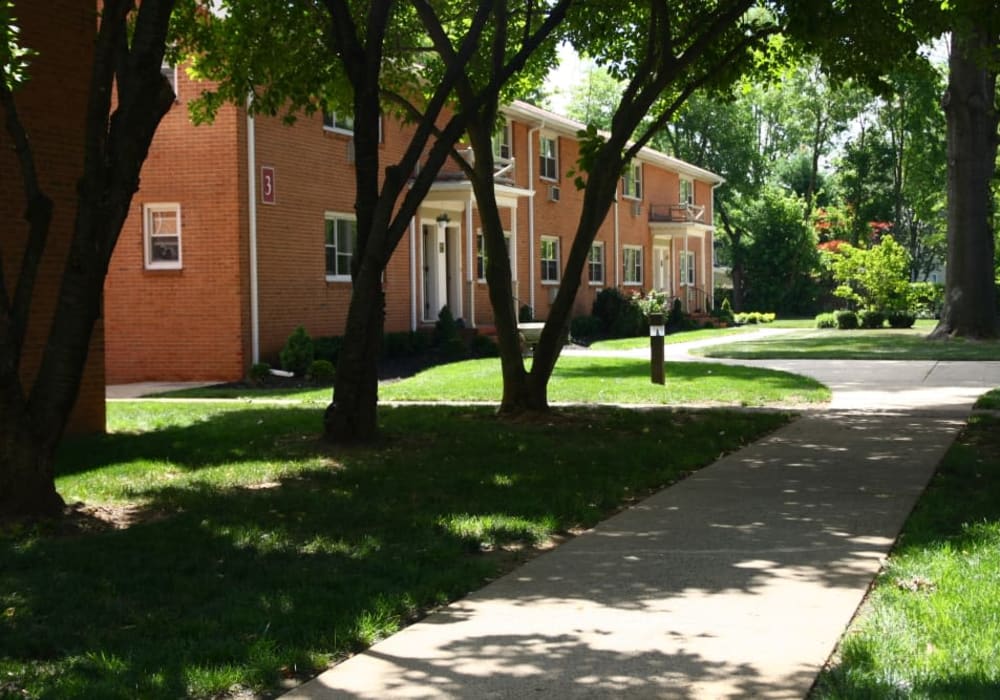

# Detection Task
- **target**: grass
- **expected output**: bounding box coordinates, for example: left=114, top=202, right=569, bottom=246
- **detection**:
left=700, top=327, right=1000, bottom=361
left=588, top=326, right=754, bottom=350
left=153, top=355, right=830, bottom=406
left=975, top=388, right=1000, bottom=410
left=0, top=402, right=791, bottom=699
left=813, top=412, right=1000, bottom=698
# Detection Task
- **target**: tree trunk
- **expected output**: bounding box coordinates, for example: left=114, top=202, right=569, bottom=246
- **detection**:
left=325, top=263, right=385, bottom=441
left=0, top=392, right=63, bottom=519
left=931, top=28, right=999, bottom=339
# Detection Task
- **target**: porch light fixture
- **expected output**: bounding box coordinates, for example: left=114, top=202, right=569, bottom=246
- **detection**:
left=436, top=212, right=450, bottom=225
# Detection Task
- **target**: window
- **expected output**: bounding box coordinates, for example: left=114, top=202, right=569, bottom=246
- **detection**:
left=160, top=60, right=177, bottom=98
left=680, top=250, right=696, bottom=286
left=588, top=242, right=605, bottom=285
left=476, top=230, right=511, bottom=281
left=623, top=162, right=642, bottom=200
left=493, top=121, right=512, bottom=162
left=144, top=203, right=182, bottom=269
left=325, top=214, right=357, bottom=280
left=540, top=236, right=560, bottom=283
left=679, top=178, right=694, bottom=205
left=323, top=110, right=355, bottom=135
left=623, top=245, right=643, bottom=286
left=539, top=134, right=558, bottom=181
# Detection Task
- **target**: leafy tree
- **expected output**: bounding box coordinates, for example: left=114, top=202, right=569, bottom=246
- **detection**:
left=562, top=61, right=623, bottom=130
left=1, top=0, right=178, bottom=518
left=827, top=235, right=912, bottom=312
left=740, top=184, right=818, bottom=313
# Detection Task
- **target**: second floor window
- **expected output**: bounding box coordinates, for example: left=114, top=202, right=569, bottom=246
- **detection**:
left=325, top=214, right=357, bottom=280
left=680, top=178, right=694, bottom=205
left=493, top=122, right=512, bottom=162
left=623, top=162, right=642, bottom=199
left=540, top=135, right=558, bottom=180
left=323, top=111, right=354, bottom=134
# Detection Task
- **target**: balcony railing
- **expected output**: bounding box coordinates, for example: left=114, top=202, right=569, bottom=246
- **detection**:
left=648, top=203, right=706, bottom=223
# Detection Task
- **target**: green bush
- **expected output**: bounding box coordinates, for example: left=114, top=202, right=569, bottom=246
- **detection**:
left=248, top=362, right=271, bottom=384
left=666, top=297, right=686, bottom=331
left=440, top=336, right=468, bottom=361
left=887, top=310, right=917, bottom=329
left=815, top=312, right=836, bottom=329
left=519, top=304, right=534, bottom=322
left=433, top=306, right=461, bottom=347
left=306, top=359, right=336, bottom=382
left=470, top=333, right=499, bottom=358
left=382, top=331, right=414, bottom=359
left=835, top=310, right=859, bottom=330
left=570, top=315, right=604, bottom=342
left=858, top=310, right=886, bottom=329
left=314, top=336, right=342, bottom=365
left=712, top=297, right=735, bottom=324
left=908, top=281, right=944, bottom=318
left=592, top=288, right=629, bottom=334
left=280, top=326, right=315, bottom=376
left=611, top=302, right=646, bottom=338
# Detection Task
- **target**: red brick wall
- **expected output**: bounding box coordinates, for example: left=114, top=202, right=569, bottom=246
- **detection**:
left=0, top=0, right=104, bottom=433
left=104, top=69, right=249, bottom=383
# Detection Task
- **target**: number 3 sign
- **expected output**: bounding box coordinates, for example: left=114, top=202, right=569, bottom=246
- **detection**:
left=261, top=166, right=276, bottom=205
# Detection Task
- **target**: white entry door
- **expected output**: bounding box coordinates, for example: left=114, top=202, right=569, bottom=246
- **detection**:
left=653, top=246, right=670, bottom=292
left=422, top=222, right=462, bottom=322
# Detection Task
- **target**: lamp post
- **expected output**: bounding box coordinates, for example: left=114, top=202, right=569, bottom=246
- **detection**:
left=649, top=312, right=665, bottom=384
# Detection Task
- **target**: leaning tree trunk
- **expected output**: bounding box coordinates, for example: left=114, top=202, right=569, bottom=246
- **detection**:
left=931, top=28, right=999, bottom=339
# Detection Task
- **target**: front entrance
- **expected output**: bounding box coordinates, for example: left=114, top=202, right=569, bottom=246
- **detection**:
left=422, top=222, right=462, bottom=322
left=653, top=245, right=671, bottom=293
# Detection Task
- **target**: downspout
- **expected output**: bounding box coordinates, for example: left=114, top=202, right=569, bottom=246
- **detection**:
left=246, top=100, right=260, bottom=365
left=527, top=122, right=544, bottom=314
left=709, top=181, right=722, bottom=311
left=614, top=197, right=621, bottom=287
left=409, top=217, right=417, bottom=330
left=466, top=197, right=475, bottom=327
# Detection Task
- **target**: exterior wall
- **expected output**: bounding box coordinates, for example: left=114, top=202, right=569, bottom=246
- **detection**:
left=104, top=69, right=248, bottom=383
left=0, top=0, right=104, bottom=433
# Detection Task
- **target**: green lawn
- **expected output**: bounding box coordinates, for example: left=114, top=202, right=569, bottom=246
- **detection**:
left=589, top=326, right=754, bottom=350
left=1, top=402, right=791, bottom=699
left=699, top=328, right=1000, bottom=361
left=813, top=412, right=1000, bottom=698
left=153, top=355, right=830, bottom=407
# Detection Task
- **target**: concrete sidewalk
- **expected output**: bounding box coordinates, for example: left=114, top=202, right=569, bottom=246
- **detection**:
left=282, top=351, right=1000, bottom=698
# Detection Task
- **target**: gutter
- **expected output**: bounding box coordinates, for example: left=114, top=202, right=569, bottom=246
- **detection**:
left=246, top=101, right=260, bottom=364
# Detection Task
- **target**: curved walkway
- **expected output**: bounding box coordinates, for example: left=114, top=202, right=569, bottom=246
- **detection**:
left=279, top=332, right=1000, bottom=699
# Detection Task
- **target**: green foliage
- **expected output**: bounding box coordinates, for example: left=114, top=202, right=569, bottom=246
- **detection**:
left=741, top=185, right=820, bottom=314
left=1, top=1, right=33, bottom=90
left=313, top=336, right=342, bottom=365
left=666, top=297, right=686, bottom=332
left=592, top=288, right=630, bottom=335
left=433, top=306, right=461, bottom=347
left=908, top=281, right=944, bottom=318
left=469, top=333, right=499, bottom=358
left=858, top=309, right=886, bottom=329
left=829, top=236, right=912, bottom=312
left=382, top=331, right=430, bottom=360
left=611, top=303, right=645, bottom=338
left=248, top=362, right=271, bottom=384
left=279, top=326, right=314, bottom=376
left=306, top=359, right=335, bottom=383
left=835, top=309, right=859, bottom=330
left=518, top=304, right=534, bottom=323
left=815, top=312, right=837, bottom=329
left=886, top=310, right=916, bottom=329
left=634, top=290, right=669, bottom=316
left=712, top=297, right=735, bottom=324
left=570, top=315, right=604, bottom=343
left=734, top=311, right=776, bottom=325
left=440, top=337, right=468, bottom=361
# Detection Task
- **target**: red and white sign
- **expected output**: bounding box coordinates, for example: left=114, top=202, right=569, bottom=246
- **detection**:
left=261, top=166, right=276, bottom=205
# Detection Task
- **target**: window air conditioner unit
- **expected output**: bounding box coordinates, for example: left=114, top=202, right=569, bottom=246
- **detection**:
left=631, top=201, right=642, bottom=217
left=547, top=184, right=560, bottom=202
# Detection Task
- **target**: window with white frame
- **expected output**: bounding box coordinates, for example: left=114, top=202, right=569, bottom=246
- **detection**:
left=322, top=110, right=355, bottom=134
left=477, top=230, right=511, bottom=281
left=144, top=203, right=182, bottom=269
left=493, top=121, right=512, bottom=162
left=680, top=250, right=696, bottom=286
left=623, top=245, right=643, bottom=285
left=588, top=242, right=605, bottom=285
left=325, top=214, right=357, bottom=280
left=539, top=134, right=558, bottom=181
left=540, top=236, right=560, bottom=283
left=679, top=178, right=694, bottom=205
left=160, top=60, right=177, bottom=98
left=623, top=162, right=642, bottom=200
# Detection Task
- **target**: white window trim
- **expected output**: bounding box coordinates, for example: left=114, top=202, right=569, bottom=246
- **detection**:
left=679, top=177, right=694, bottom=206
left=623, top=245, right=643, bottom=286
left=143, top=203, right=182, bottom=270
left=588, top=242, right=605, bottom=286
left=322, top=110, right=355, bottom=136
left=324, top=212, right=357, bottom=282
left=623, top=162, right=642, bottom=200
left=680, top=250, right=696, bottom=286
left=539, top=133, right=559, bottom=182
left=493, top=121, right=512, bottom=163
left=540, top=235, right=560, bottom=285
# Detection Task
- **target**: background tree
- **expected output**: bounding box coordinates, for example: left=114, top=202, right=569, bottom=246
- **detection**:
left=1, top=0, right=178, bottom=519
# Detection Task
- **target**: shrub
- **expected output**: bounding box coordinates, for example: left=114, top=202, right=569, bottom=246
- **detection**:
left=314, top=335, right=342, bottom=365
left=908, top=282, right=944, bottom=318
left=858, top=310, right=885, bottom=329
left=440, top=336, right=467, bottom=361
left=887, top=310, right=917, bottom=329
left=306, top=359, right=336, bottom=382
left=835, top=310, right=859, bottom=330
left=712, top=297, right=735, bottom=324
left=611, top=301, right=646, bottom=338
left=382, top=331, right=415, bottom=359
left=433, top=306, right=460, bottom=347
left=815, top=312, right=836, bottom=329
left=280, top=326, right=315, bottom=375
left=518, top=304, right=534, bottom=322
left=470, top=333, right=499, bottom=357
left=592, top=288, right=630, bottom=334
left=248, top=362, right=271, bottom=384
left=666, top=297, right=685, bottom=331
left=570, top=315, right=603, bottom=343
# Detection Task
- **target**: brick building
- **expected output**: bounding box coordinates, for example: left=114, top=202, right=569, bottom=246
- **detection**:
left=0, top=0, right=104, bottom=432
left=104, top=74, right=720, bottom=383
